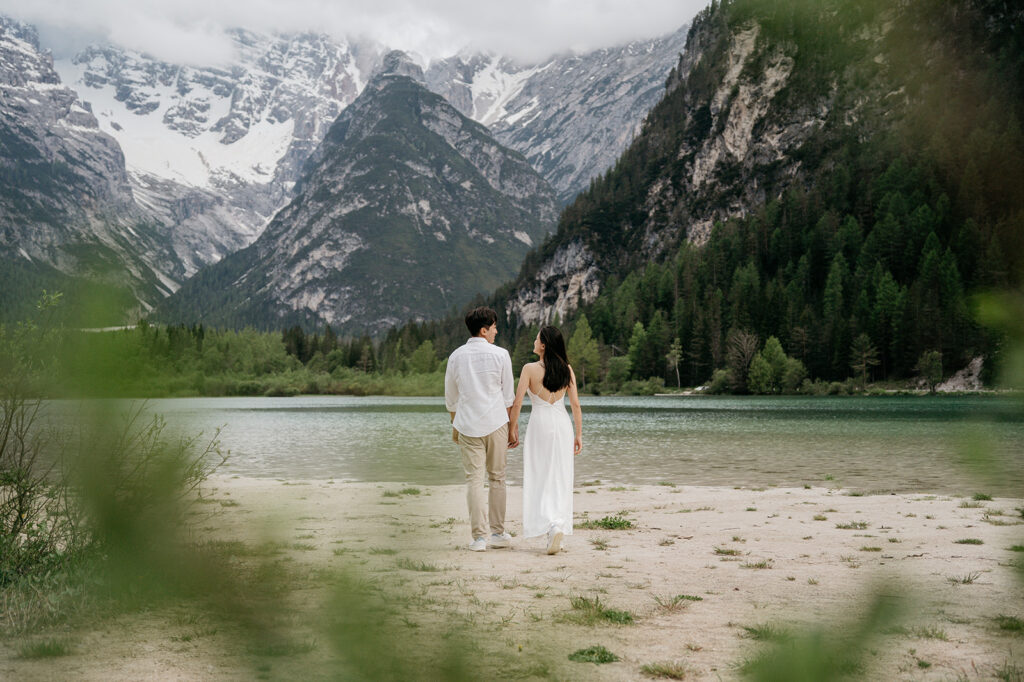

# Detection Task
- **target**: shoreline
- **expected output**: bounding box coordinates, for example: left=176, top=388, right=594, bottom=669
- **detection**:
left=6, top=477, right=1022, bottom=680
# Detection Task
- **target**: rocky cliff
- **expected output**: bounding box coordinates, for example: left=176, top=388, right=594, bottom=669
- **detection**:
left=0, top=16, right=181, bottom=316
left=424, top=25, right=689, bottom=204
left=501, top=3, right=879, bottom=325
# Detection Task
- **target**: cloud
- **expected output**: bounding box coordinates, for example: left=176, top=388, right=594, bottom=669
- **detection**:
left=1, top=0, right=708, bottom=65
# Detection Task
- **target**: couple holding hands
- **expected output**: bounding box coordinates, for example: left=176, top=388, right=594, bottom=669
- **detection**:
left=444, top=307, right=583, bottom=555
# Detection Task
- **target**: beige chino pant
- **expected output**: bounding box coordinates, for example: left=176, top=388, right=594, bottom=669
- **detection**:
left=458, top=423, right=508, bottom=540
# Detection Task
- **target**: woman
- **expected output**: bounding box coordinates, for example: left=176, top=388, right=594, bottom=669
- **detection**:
left=509, top=326, right=583, bottom=555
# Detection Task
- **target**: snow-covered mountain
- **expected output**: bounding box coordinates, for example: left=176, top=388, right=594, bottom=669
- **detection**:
left=0, top=16, right=180, bottom=316
left=2, top=16, right=688, bottom=325
left=51, top=24, right=687, bottom=273
left=425, top=24, right=690, bottom=204
left=54, top=31, right=386, bottom=276
left=156, top=53, right=557, bottom=333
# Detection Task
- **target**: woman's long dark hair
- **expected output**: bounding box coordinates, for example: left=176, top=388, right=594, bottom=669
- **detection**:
left=539, top=325, right=571, bottom=392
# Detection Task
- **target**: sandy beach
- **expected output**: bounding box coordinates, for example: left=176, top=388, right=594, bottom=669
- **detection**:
left=4, top=476, right=1023, bottom=680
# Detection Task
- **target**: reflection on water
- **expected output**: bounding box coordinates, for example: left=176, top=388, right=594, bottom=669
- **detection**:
left=132, top=395, right=1024, bottom=494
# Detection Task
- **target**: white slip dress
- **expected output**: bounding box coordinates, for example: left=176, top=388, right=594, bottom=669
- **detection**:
left=522, top=389, right=574, bottom=539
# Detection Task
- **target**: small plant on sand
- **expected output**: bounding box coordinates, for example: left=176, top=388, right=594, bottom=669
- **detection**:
left=576, top=515, right=634, bottom=530
left=398, top=487, right=421, bottom=496
left=563, top=595, right=634, bottom=625
left=641, top=660, right=691, bottom=679
left=369, top=547, right=398, bottom=555
left=860, top=546, right=883, bottom=552
left=960, top=500, right=984, bottom=508
left=395, top=558, right=441, bottom=572
left=17, top=639, right=74, bottom=659
left=653, top=594, right=702, bottom=613
left=741, top=623, right=790, bottom=641
left=1010, top=545, right=1024, bottom=552
left=913, top=626, right=949, bottom=640
left=658, top=481, right=677, bottom=487
left=955, top=538, right=984, bottom=545
left=813, top=514, right=828, bottom=521
left=590, top=538, right=609, bottom=551
left=994, top=615, right=1024, bottom=633
left=568, top=645, right=619, bottom=663
left=948, top=572, right=981, bottom=585
left=836, top=521, right=869, bottom=530
left=659, top=538, right=675, bottom=546
left=741, top=559, right=773, bottom=569
left=973, top=493, right=993, bottom=501
left=714, top=547, right=742, bottom=556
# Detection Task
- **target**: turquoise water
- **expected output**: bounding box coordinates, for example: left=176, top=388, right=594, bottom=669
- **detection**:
left=139, top=395, right=1024, bottom=495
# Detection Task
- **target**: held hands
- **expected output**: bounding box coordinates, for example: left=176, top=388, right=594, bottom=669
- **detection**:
left=507, top=423, right=520, bottom=449
left=574, top=436, right=582, bottom=455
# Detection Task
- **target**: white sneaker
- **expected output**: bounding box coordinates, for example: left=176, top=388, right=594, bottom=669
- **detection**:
left=546, top=528, right=563, bottom=555
left=487, top=532, right=512, bottom=549
left=467, top=537, right=487, bottom=552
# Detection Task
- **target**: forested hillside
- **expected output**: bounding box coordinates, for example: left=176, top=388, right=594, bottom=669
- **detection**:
left=378, top=0, right=1024, bottom=393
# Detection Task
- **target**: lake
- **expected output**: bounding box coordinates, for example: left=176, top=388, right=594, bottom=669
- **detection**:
left=138, top=395, right=1024, bottom=496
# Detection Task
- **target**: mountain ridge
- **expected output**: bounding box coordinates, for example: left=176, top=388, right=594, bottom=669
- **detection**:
left=154, top=57, right=557, bottom=333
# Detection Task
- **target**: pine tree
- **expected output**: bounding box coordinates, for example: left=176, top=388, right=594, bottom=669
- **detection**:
left=849, top=333, right=880, bottom=386
left=567, top=314, right=601, bottom=390
left=666, top=337, right=683, bottom=388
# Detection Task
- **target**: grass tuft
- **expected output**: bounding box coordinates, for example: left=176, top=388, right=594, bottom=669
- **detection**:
left=948, top=572, right=982, bottom=585
left=17, top=639, right=74, bottom=659
left=995, top=615, right=1024, bottom=633
left=740, top=623, right=790, bottom=641
left=395, top=558, right=441, bottom=572
left=836, top=521, right=869, bottom=530
left=563, top=595, right=634, bottom=625
left=575, top=515, right=634, bottom=530
left=568, top=645, right=619, bottom=663
left=741, top=559, right=773, bottom=569
left=972, top=493, right=993, bottom=501
left=714, top=547, right=741, bottom=556
left=955, top=538, right=984, bottom=545
left=653, top=594, right=702, bottom=612
left=640, top=660, right=691, bottom=679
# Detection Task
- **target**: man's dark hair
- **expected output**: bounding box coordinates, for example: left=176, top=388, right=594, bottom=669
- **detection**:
left=465, top=306, right=498, bottom=336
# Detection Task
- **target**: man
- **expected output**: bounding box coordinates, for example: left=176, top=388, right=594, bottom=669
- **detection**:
left=445, top=306, right=515, bottom=552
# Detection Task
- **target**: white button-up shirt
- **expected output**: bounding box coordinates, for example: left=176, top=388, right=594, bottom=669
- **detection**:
left=445, top=337, right=515, bottom=438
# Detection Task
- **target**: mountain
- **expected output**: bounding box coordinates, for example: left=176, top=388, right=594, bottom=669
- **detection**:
left=50, top=26, right=687, bottom=271
left=154, top=53, right=557, bottom=333
left=54, top=30, right=386, bottom=277
left=0, top=17, right=182, bottom=321
left=393, top=0, right=1022, bottom=388
left=425, top=24, right=689, bottom=204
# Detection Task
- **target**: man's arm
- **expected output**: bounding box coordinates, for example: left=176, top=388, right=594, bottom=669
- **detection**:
left=445, top=353, right=459, bottom=444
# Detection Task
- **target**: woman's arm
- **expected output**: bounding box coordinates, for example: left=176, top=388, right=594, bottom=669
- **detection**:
left=567, top=366, right=583, bottom=455
left=508, top=364, right=533, bottom=448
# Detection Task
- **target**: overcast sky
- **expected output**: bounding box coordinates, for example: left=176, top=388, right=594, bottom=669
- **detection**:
left=2, top=0, right=708, bottom=65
